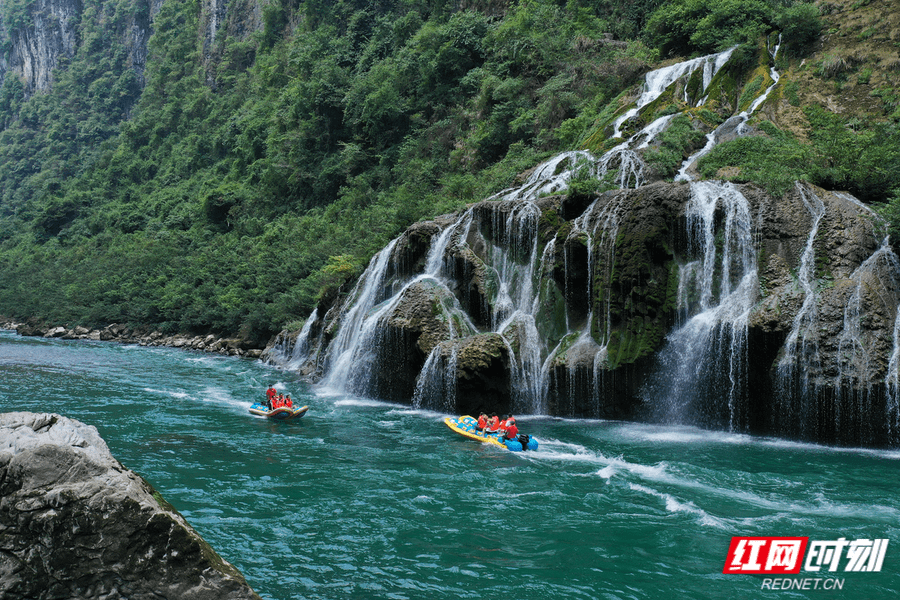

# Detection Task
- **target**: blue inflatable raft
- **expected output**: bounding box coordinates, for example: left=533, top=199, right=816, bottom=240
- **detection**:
left=249, top=403, right=309, bottom=420
left=444, top=415, right=538, bottom=452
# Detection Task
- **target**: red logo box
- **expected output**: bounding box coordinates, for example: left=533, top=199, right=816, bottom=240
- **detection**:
left=724, top=537, right=809, bottom=574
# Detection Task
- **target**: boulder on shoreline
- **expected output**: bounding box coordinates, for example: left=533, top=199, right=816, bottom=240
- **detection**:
left=0, top=412, right=261, bottom=600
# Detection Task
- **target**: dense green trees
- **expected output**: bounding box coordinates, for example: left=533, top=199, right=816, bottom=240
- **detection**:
left=0, top=0, right=896, bottom=343
left=0, top=0, right=657, bottom=341
left=644, top=0, right=822, bottom=57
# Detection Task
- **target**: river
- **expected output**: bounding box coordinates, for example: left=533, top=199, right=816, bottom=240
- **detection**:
left=1, top=329, right=898, bottom=599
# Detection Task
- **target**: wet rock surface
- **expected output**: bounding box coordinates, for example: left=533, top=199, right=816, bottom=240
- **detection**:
left=0, top=412, right=261, bottom=600
left=267, top=179, right=900, bottom=446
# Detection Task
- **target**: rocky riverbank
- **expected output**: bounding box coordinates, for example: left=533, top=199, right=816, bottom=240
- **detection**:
left=0, top=320, right=264, bottom=358
left=0, top=412, right=261, bottom=600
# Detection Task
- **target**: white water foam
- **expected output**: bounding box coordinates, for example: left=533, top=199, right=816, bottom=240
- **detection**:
left=628, top=483, right=727, bottom=528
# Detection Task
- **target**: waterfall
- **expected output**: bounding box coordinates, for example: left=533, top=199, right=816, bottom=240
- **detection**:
left=319, top=218, right=475, bottom=397
left=642, top=181, right=757, bottom=430
left=777, top=186, right=825, bottom=377
left=830, top=240, right=900, bottom=439
left=888, top=307, right=900, bottom=443
left=612, top=47, right=736, bottom=138
left=573, top=192, right=626, bottom=363
left=485, top=200, right=546, bottom=412
left=412, top=344, right=458, bottom=413
left=265, top=307, right=320, bottom=369
left=320, top=238, right=402, bottom=393
left=263, top=40, right=900, bottom=449
left=835, top=240, right=899, bottom=388
left=676, top=38, right=780, bottom=181
left=774, top=185, right=826, bottom=437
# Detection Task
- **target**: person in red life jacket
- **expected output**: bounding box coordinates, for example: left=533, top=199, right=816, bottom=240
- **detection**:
left=476, top=413, right=488, bottom=434
left=266, top=385, right=277, bottom=409
left=285, top=395, right=293, bottom=408
left=274, top=394, right=284, bottom=409
left=499, top=414, right=513, bottom=434
left=486, top=414, right=500, bottom=433
left=504, top=417, right=519, bottom=441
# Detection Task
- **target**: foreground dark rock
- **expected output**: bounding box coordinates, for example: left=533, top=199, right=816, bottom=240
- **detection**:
left=0, top=412, right=261, bottom=600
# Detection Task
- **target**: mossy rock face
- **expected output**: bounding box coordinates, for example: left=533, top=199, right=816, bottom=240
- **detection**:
left=445, top=243, right=492, bottom=328
left=535, top=195, right=564, bottom=226
left=546, top=331, right=587, bottom=368
left=552, top=232, right=592, bottom=326
left=533, top=276, right=568, bottom=351
left=453, top=333, right=512, bottom=416
left=471, top=198, right=539, bottom=263
left=383, top=279, right=455, bottom=357
left=592, top=183, right=686, bottom=369
left=699, top=51, right=748, bottom=118
left=747, top=183, right=894, bottom=387
left=388, top=221, right=442, bottom=280
left=634, top=85, right=677, bottom=130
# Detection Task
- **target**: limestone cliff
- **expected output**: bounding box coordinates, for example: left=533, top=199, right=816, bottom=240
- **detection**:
left=0, top=0, right=81, bottom=91
left=0, top=0, right=262, bottom=94
left=0, top=412, right=261, bottom=600
left=266, top=174, right=900, bottom=448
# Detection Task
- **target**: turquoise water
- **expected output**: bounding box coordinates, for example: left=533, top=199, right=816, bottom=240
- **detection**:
left=1, top=330, right=899, bottom=599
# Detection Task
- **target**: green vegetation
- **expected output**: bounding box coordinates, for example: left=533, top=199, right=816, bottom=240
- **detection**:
left=0, top=0, right=657, bottom=342
left=1, top=0, right=899, bottom=343
left=646, top=0, right=792, bottom=57
left=643, top=114, right=705, bottom=178
left=697, top=125, right=810, bottom=197
left=698, top=107, right=900, bottom=203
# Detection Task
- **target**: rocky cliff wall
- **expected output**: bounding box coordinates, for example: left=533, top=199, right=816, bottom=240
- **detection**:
left=0, top=0, right=262, bottom=94
left=0, top=0, right=80, bottom=91
left=0, top=412, right=261, bottom=600
left=266, top=176, right=900, bottom=448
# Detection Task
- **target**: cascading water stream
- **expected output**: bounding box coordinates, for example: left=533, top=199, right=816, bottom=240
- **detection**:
left=596, top=115, right=675, bottom=189
left=265, top=308, right=319, bottom=366
left=321, top=211, right=480, bottom=397
left=735, top=35, right=782, bottom=135
left=486, top=201, right=547, bottom=412
left=283, top=307, right=319, bottom=368
left=409, top=213, right=480, bottom=411
left=774, top=185, right=826, bottom=434
left=831, top=238, right=900, bottom=440
left=697, top=48, right=738, bottom=105
left=675, top=38, right=780, bottom=182
left=643, top=181, right=757, bottom=430
left=490, top=151, right=595, bottom=202
left=321, top=238, right=401, bottom=391
left=612, top=47, right=736, bottom=138
left=835, top=240, right=900, bottom=387
left=888, top=306, right=900, bottom=443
